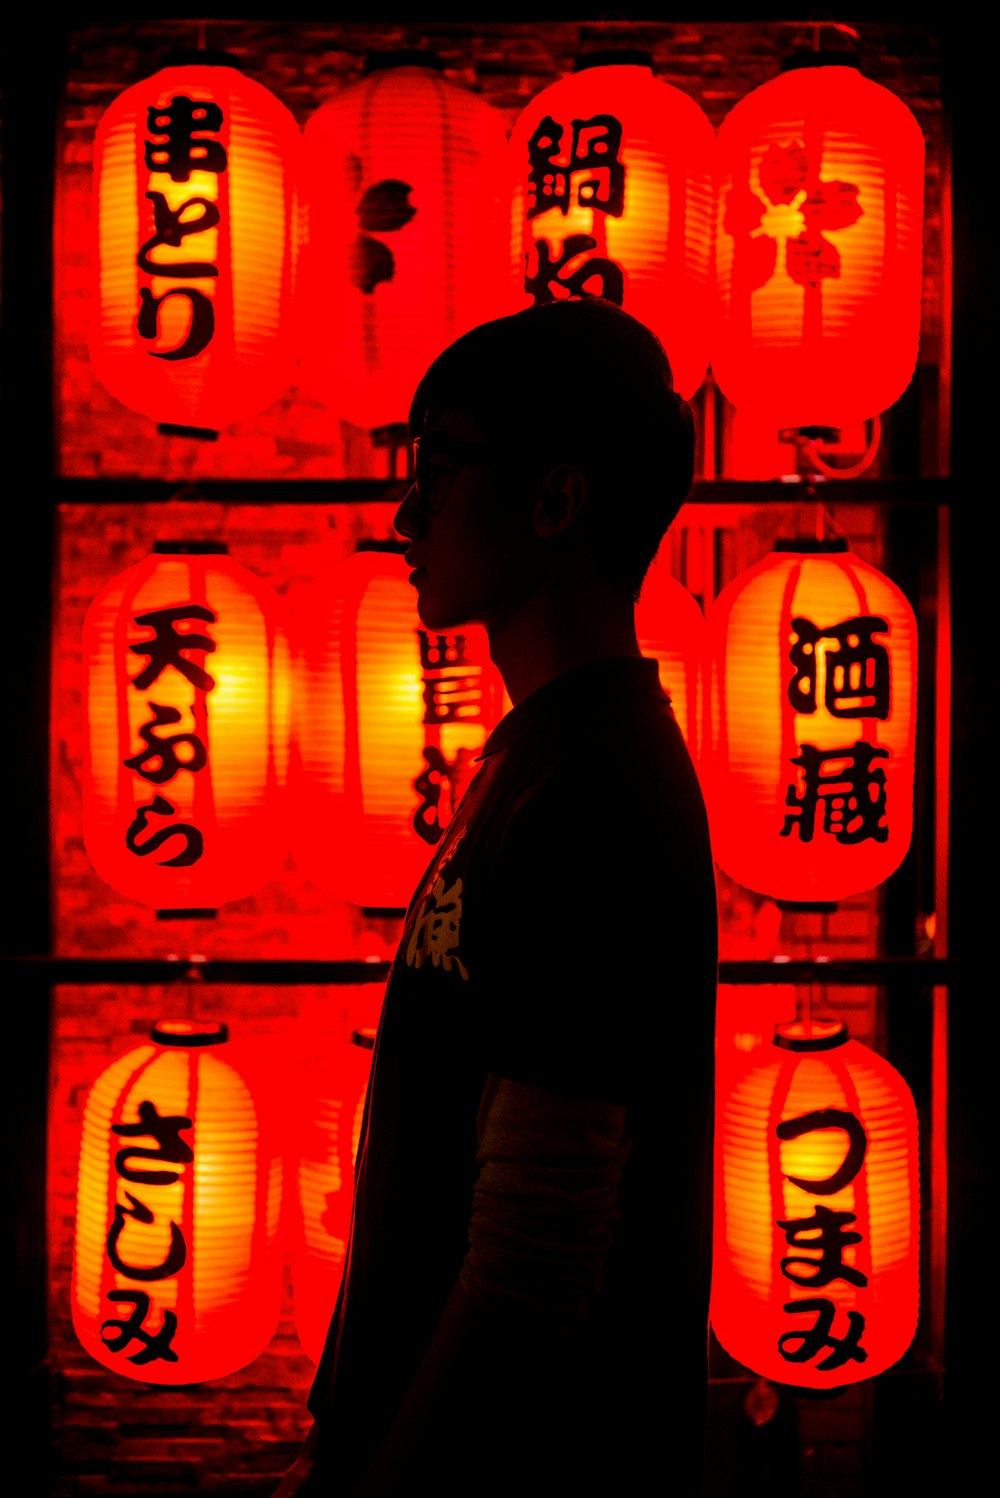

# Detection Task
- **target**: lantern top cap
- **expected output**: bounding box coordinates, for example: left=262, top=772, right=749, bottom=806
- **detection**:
left=573, top=48, right=653, bottom=71
left=774, top=1019, right=847, bottom=1052
left=154, top=47, right=245, bottom=71
left=152, top=1019, right=229, bottom=1047
left=780, top=49, right=862, bottom=73
left=363, top=48, right=445, bottom=74
left=152, top=540, right=229, bottom=555
left=773, top=537, right=849, bottom=555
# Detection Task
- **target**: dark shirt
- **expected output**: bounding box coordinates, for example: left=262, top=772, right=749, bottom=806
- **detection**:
left=308, top=655, right=718, bottom=1495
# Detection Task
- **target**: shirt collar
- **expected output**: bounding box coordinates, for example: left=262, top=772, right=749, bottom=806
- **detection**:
left=478, top=655, right=665, bottom=760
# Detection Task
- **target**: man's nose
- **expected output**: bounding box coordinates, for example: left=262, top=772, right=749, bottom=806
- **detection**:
left=393, top=481, right=422, bottom=540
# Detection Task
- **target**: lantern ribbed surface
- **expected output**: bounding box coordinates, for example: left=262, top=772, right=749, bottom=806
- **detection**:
left=83, top=549, right=292, bottom=910
left=635, top=560, right=706, bottom=758
left=711, top=1022, right=920, bottom=1389
left=703, top=544, right=917, bottom=902
left=90, top=63, right=300, bottom=433
left=291, top=1018, right=377, bottom=1363
left=509, top=62, right=716, bottom=400
left=72, top=1021, right=283, bottom=1384
left=293, top=546, right=506, bottom=908
left=712, top=64, right=924, bottom=429
left=296, top=62, right=514, bottom=430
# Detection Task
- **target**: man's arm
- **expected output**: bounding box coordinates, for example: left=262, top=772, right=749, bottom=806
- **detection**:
left=345, top=1075, right=631, bottom=1497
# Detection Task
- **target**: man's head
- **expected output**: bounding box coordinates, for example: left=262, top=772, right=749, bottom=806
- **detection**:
left=409, top=299, right=693, bottom=589
left=395, top=298, right=695, bottom=633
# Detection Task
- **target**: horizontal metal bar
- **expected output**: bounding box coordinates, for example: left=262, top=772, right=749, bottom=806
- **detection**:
left=50, top=476, right=952, bottom=507
left=1, top=955, right=959, bottom=985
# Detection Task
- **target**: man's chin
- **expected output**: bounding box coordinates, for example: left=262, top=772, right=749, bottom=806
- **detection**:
left=416, top=597, right=477, bottom=634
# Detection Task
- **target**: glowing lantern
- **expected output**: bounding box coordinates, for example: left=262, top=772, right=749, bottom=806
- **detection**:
left=712, top=58, right=925, bottom=430
left=711, top=1019, right=920, bottom=1389
left=291, top=1000, right=380, bottom=1363
left=635, top=558, right=706, bottom=757
left=89, top=53, right=300, bottom=436
left=71, top=1019, right=283, bottom=1383
left=83, top=542, right=292, bottom=912
left=293, top=542, right=506, bottom=909
left=702, top=539, right=917, bottom=902
left=296, top=51, right=513, bottom=431
left=509, top=55, right=716, bottom=400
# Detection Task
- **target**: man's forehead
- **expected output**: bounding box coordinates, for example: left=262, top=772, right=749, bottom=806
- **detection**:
left=418, top=406, right=487, bottom=445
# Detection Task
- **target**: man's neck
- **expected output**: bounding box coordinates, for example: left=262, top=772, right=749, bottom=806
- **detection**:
left=487, top=585, right=641, bottom=707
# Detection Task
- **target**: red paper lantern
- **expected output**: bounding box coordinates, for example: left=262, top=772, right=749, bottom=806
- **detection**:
left=291, top=1004, right=379, bottom=1363
left=635, top=556, right=707, bottom=758
left=89, top=56, right=300, bottom=436
left=702, top=539, right=917, bottom=902
left=71, top=1019, right=283, bottom=1384
left=296, top=52, right=514, bottom=431
left=82, top=542, right=292, bottom=912
left=711, top=1019, right=920, bottom=1389
left=293, top=542, right=507, bottom=909
left=712, top=60, right=924, bottom=430
left=509, top=57, right=717, bottom=400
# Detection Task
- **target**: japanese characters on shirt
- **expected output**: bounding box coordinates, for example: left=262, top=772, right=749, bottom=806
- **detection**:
left=139, top=92, right=228, bottom=362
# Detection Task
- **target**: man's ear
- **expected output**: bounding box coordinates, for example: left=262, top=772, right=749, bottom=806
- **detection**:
left=531, top=463, right=590, bottom=539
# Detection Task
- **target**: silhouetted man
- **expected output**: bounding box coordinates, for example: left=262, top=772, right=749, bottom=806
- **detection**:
left=274, top=298, right=718, bottom=1496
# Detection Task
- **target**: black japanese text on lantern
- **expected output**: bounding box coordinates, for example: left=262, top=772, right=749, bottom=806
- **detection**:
left=781, top=614, right=890, bottom=847
left=725, top=142, right=863, bottom=296
left=124, top=602, right=217, bottom=866
left=101, top=1100, right=193, bottom=1366
left=775, top=1107, right=870, bottom=1374
left=413, top=630, right=483, bottom=846
left=525, top=113, right=626, bottom=304
left=139, top=95, right=228, bottom=359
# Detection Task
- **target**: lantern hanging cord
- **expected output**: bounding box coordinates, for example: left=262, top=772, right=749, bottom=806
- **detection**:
left=811, top=499, right=848, bottom=544
left=185, top=957, right=206, bottom=1021
left=803, top=415, right=881, bottom=480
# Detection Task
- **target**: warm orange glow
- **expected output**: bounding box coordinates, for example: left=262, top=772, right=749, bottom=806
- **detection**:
left=702, top=541, right=917, bottom=902
left=293, top=544, right=506, bottom=908
left=713, top=63, right=925, bottom=430
left=290, top=997, right=380, bottom=1363
left=509, top=62, right=716, bottom=400
left=89, top=62, right=300, bottom=434
left=82, top=546, right=292, bottom=911
left=71, top=1021, right=283, bottom=1383
left=711, top=1020, right=920, bottom=1389
left=635, top=558, right=707, bottom=758
left=296, top=60, right=514, bottom=430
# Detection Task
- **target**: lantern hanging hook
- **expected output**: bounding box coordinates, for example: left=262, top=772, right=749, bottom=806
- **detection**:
left=803, top=415, right=882, bottom=480
left=775, top=20, right=861, bottom=46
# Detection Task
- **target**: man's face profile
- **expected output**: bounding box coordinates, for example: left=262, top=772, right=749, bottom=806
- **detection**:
left=394, top=406, right=535, bottom=636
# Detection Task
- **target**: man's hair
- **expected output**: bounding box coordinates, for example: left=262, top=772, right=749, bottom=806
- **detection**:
left=408, top=298, right=696, bottom=599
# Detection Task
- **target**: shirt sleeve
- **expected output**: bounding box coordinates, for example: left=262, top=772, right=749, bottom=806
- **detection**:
left=458, top=1073, right=631, bottom=1315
